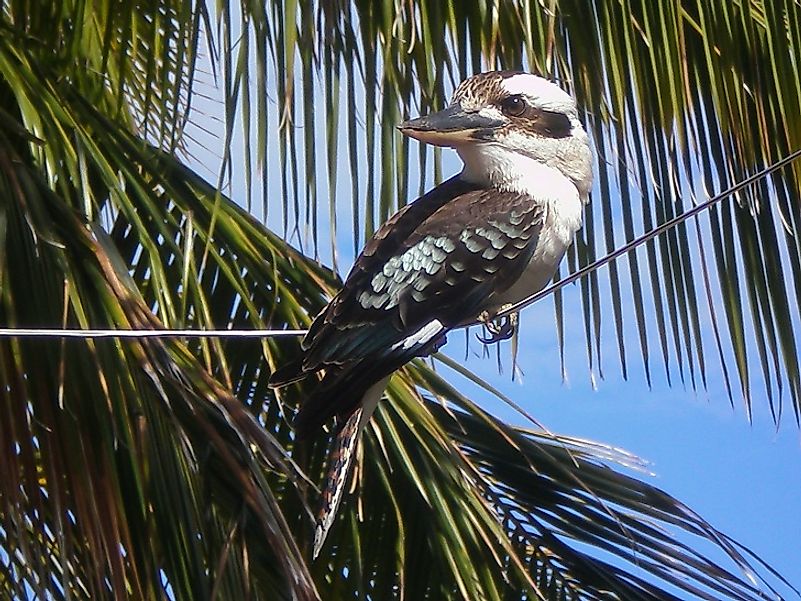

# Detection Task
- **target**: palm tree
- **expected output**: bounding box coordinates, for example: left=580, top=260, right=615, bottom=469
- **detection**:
left=0, top=0, right=799, bottom=599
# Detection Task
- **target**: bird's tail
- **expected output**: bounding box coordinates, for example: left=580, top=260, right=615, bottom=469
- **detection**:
left=312, top=406, right=362, bottom=558
left=311, top=375, right=389, bottom=558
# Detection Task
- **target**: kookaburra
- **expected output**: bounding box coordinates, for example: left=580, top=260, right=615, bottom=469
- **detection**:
left=269, top=71, right=593, bottom=557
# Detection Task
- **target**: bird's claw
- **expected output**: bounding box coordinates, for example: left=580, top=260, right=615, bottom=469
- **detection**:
left=476, top=310, right=518, bottom=344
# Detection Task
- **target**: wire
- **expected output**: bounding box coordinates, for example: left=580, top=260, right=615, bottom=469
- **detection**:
left=0, top=328, right=308, bottom=339
left=1, top=147, right=799, bottom=340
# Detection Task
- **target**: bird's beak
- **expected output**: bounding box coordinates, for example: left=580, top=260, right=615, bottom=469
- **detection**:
left=398, top=104, right=503, bottom=147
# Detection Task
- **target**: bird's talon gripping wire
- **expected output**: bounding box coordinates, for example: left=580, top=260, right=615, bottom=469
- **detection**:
left=476, top=310, right=518, bottom=344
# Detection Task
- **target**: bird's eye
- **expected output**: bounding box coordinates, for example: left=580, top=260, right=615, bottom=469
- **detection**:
left=500, top=95, right=527, bottom=117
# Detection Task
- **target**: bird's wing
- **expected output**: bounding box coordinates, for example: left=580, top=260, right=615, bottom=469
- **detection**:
left=297, top=185, right=546, bottom=374
left=268, top=176, right=476, bottom=387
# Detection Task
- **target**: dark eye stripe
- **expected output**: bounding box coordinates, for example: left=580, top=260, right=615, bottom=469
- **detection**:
left=533, top=110, right=573, bottom=138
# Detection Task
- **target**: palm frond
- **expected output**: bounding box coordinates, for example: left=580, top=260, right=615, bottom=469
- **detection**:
left=0, top=8, right=318, bottom=595
left=1, top=1, right=798, bottom=599
left=295, top=362, right=795, bottom=600
left=0, top=120, right=321, bottom=601
left=228, top=0, right=801, bottom=420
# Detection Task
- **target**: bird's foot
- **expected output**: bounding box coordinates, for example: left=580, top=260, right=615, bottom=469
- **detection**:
left=477, top=308, right=518, bottom=344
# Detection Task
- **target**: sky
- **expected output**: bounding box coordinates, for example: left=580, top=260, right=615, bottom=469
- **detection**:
left=186, top=41, right=801, bottom=597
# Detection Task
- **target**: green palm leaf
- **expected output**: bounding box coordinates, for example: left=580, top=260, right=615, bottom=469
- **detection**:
left=0, top=0, right=798, bottom=600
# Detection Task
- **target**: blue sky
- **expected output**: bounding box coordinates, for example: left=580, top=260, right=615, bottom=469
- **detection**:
left=187, top=45, right=801, bottom=595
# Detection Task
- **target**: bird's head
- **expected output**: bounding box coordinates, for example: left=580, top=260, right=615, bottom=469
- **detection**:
left=399, top=71, right=593, bottom=200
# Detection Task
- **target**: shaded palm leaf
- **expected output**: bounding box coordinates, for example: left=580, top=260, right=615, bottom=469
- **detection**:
left=0, top=115, right=318, bottom=601
left=0, top=1, right=798, bottom=600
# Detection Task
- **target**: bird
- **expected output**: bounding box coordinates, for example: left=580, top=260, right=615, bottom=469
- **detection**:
left=269, top=70, right=594, bottom=558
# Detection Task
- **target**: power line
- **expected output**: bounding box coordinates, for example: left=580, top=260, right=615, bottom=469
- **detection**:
left=1, top=147, right=800, bottom=340
left=0, top=328, right=308, bottom=339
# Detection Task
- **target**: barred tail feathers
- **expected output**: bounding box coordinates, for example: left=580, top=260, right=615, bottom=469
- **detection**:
left=312, top=376, right=389, bottom=559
